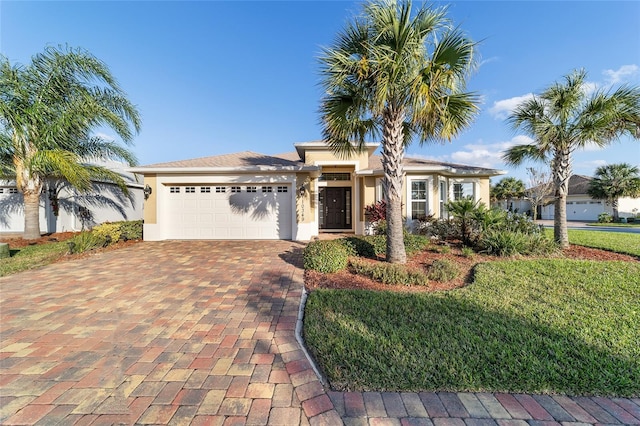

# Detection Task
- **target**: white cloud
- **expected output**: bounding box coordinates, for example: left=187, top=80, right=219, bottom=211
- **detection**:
left=603, top=64, right=639, bottom=85
left=92, top=132, right=116, bottom=142
left=488, top=94, right=534, bottom=120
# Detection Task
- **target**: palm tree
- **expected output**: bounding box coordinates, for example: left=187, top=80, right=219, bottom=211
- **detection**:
left=0, top=46, right=141, bottom=239
left=587, top=163, right=640, bottom=221
left=502, top=70, right=640, bottom=248
left=319, top=0, right=479, bottom=263
left=491, top=177, right=525, bottom=211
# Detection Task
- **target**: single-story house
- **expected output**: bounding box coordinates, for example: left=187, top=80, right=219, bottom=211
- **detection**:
left=0, top=161, right=144, bottom=235
left=538, top=174, right=640, bottom=221
left=130, top=141, right=505, bottom=241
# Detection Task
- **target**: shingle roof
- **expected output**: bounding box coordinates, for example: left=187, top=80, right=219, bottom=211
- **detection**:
left=567, top=174, right=593, bottom=195
left=138, top=151, right=303, bottom=169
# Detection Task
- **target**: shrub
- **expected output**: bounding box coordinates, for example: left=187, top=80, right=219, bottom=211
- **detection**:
left=93, top=220, right=143, bottom=242
left=404, top=234, right=430, bottom=255
left=479, top=230, right=556, bottom=257
left=598, top=212, right=613, bottom=223
left=118, top=220, right=143, bottom=240
left=426, top=259, right=459, bottom=282
left=349, top=258, right=429, bottom=286
left=341, top=237, right=377, bottom=258
left=303, top=240, right=350, bottom=273
left=67, top=232, right=104, bottom=254
left=418, top=219, right=460, bottom=241
left=92, top=223, right=122, bottom=243
left=364, top=200, right=386, bottom=222
left=461, top=246, right=475, bottom=258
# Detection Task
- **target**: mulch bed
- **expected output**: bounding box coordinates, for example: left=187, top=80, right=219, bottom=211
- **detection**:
left=305, top=244, right=638, bottom=293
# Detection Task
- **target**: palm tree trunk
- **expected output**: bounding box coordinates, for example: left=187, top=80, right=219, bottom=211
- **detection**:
left=552, top=149, right=571, bottom=248
left=23, top=190, right=42, bottom=239
left=611, top=199, right=619, bottom=221
left=16, top=160, right=43, bottom=239
left=382, top=105, right=407, bottom=264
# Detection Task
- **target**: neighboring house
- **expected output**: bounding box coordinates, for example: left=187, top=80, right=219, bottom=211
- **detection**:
left=131, top=142, right=505, bottom=241
left=521, top=174, right=640, bottom=221
left=0, top=161, right=144, bottom=234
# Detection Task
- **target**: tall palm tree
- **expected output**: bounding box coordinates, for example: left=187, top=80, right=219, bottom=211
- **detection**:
left=0, top=46, right=141, bottom=239
left=491, top=177, right=525, bottom=211
left=319, top=0, right=479, bottom=263
left=502, top=70, right=640, bottom=248
left=587, top=163, right=640, bottom=221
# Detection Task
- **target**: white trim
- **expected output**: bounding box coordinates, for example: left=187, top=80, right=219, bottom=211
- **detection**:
left=450, top=178, right=480, bottom=202
left=405, top=175, right=434, bottom=226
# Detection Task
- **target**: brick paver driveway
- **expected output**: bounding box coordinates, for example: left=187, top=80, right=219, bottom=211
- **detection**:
left=1, top=241, right=339, bottom=425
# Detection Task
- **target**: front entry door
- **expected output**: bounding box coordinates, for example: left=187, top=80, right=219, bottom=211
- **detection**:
left=322, top=187, right=350, bottom=229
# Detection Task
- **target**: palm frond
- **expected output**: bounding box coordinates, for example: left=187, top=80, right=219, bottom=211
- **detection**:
left=502, top=143, right=548, bottom=166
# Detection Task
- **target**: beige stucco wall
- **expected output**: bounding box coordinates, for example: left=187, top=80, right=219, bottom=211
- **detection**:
left=305, top=150, right=370, bottom=170
left=360, top=176, right=377, bottom=221
left=296, top=172, right=315, bottom=224
left=143, top=175, right=157, bottom=224
left=478, top=177, right=491, bottom=208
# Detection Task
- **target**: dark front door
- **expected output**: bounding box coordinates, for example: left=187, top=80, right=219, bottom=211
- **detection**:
left=322, top=187, right=350, bottom=229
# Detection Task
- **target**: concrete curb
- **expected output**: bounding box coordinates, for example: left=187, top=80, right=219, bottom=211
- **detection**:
left=295, top=286, right=328, bottom=387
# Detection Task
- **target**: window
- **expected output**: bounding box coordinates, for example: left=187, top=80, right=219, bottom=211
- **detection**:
left=439, top=180, right=447, bottom=217
left=277, top=186, right=288, bottom=193
left=215, top=186, right=226, bottom=193
left=170, top=187, right=180, bottom=193
left=0, top=188, right=3, bottom=194
left=319, top=173, right=351, bottom=181
left=230, top=186, right=241, bottom=193
left=410, top=180, right=427, bottom=220
left=200, top=187, right=211, bottom=193
left=246, top=186, right=257, bottom=193
left=185, top=187, right=196, bottom=193
left=262, top=186, right=273, bottom=193
left=8, top=188, right=18, bottom=194
left=453, top=182, right=475, bottom=200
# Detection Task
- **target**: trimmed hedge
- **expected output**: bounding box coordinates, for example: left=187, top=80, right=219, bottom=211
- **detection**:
left=303, top=240, right=350, bottom=273
left=350, top=258, right=429, bottom=286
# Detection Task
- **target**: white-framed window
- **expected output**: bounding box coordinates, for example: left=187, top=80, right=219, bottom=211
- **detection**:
left=215, top=186, right=226, bottom=193
left=452, top=182, right=476, bottom=201
left=277, top=186, right=288, bottom=193
left=262, top=186, right=273, bottom=193
left=375, top=178, right=388, bottom=203
left=201, top=186, right=211, bottom=193
left=410, top=180, right=427, bottom=220
left=230, top=186, right=241, bottom=193
left=185, top=186, right=196, bottom=193
left=246, top=186, right=257, bottom=193
left=170, top=186, right=180, bottom=193
left=439, top=180, right=447, bottom=218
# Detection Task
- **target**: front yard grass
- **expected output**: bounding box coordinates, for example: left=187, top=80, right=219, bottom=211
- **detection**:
left=304, top=259, right=640, bottom=396
left=567, top=229, right=640, bottom=257
left=0, top=241, right=69, bottom=277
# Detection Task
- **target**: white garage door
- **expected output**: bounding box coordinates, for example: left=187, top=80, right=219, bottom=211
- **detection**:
left=545, top=200, right=606, bottom=221
left=566, top=200, right=605, bottom=221
left=165, top=184, right=292, bottom=239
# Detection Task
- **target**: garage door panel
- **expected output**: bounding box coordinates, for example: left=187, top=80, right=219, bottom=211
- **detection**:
left=166, top=184, right=292, bottom=239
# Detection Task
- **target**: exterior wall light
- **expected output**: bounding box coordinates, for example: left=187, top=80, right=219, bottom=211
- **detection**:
left=143, top=184, right=152, bottom=200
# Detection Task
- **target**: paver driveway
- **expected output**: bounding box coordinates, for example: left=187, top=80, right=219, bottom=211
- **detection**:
left=0, top=241, right=340, bottom=425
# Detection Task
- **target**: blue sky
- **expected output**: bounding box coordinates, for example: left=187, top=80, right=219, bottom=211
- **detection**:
left=2, top=1, right=639, bottom=184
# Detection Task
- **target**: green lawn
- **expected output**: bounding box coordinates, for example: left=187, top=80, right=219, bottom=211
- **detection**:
left=0, top=241, right=69, bottom=277
left=587, top=223, right=640, bottom=228
left=304, top=259, right=640, bottom=396
left=567, top=229, right=640, bottom=257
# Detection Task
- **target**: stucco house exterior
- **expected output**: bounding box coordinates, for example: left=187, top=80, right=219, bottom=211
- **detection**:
left=131, top=142, right=505, bottom=241
left=0, top=161, right=144, bottom=235
left=537, top=174, right=640, bottom=221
